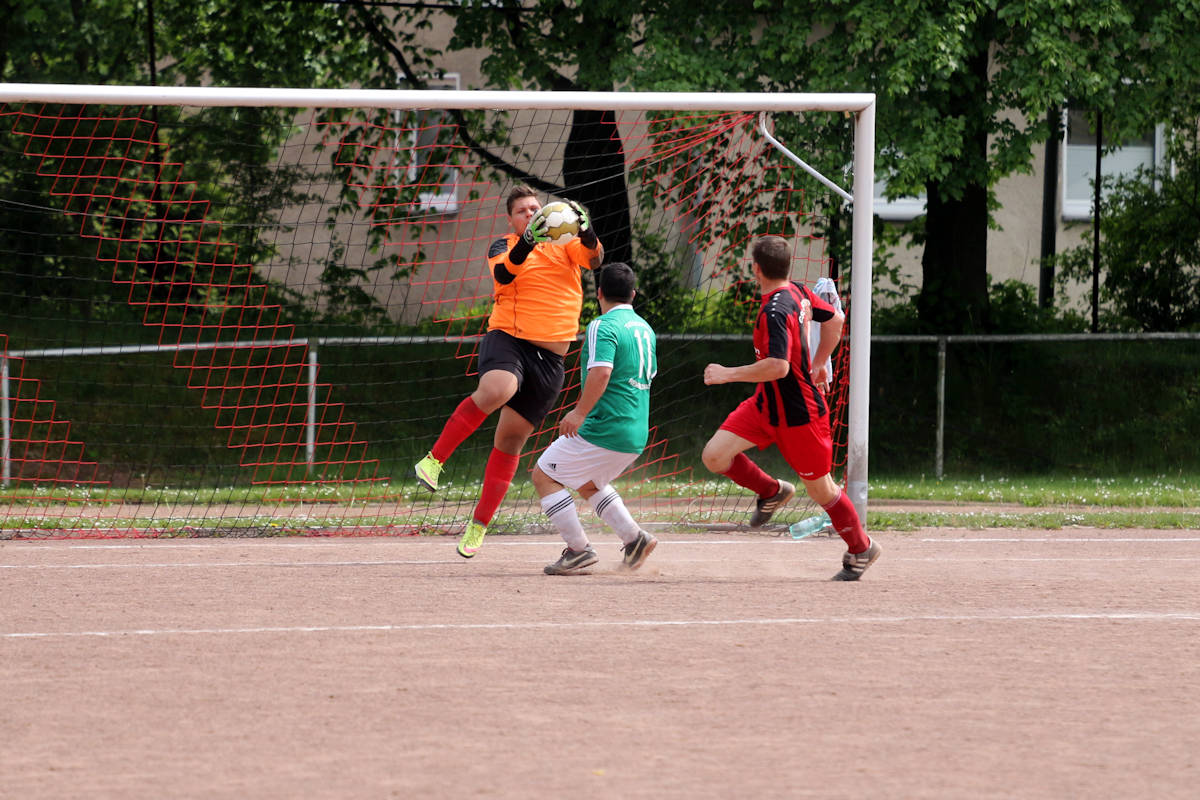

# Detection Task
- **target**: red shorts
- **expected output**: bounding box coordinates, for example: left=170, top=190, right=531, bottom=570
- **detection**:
left=719, top=396, right=832, bottom=480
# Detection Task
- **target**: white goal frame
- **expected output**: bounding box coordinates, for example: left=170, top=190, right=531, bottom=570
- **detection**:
left=0, top=83, right=876, bottom=518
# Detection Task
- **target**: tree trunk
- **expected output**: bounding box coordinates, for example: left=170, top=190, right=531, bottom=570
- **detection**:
left=918, top=177, right=990, bottom=332
left=916, top=45, right=992, bottom=333
left=558, top=6, right=633, bottom=268
left=562, top=111, right=632, bottom=266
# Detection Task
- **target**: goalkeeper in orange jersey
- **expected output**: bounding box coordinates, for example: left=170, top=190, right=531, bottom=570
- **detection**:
left=414, top=185, right=603, bottom=558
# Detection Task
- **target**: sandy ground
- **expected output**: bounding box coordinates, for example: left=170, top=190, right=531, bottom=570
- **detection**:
left=2, top=527, right=1199, bottom=799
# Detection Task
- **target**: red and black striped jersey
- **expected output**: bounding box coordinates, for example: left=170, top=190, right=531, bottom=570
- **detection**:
left=752, top=281, right=837, bottom=428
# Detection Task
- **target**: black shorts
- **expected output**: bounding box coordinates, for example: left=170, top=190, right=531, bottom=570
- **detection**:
left=477, top=330, right=566, bottom=428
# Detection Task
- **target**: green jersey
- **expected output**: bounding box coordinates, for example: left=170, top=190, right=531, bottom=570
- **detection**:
left=578, top=304, right=657, bottom=454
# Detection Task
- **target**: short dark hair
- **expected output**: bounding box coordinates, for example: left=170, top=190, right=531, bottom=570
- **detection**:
left=598, top=262, right=636, bottom=303
left=751, top=235, right=792, bottom=280
left=506, top=184, right=538, bottom=214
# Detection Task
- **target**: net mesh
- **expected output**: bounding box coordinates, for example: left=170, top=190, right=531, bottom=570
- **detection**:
left=0, top=98, right=852, bottom=538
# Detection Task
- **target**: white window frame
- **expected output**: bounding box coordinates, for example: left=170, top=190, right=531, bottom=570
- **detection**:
left=872, top=149, right=925, bottom=221
left=873, top=177, right=926, bottom=221
left=1060, top=107, right=1165, bottom=222
left=395, top=72, right=462, bottom=216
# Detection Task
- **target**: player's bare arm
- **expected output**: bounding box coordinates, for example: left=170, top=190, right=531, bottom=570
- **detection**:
left=703, top=357, right=789, bottom=386
left=811, top=309, right=845, bottom=365
left=811, top=310, right=845, bottom=389
left=587, top=242, right=604, bottom=270
left=559, top=365, right=612, bottom=437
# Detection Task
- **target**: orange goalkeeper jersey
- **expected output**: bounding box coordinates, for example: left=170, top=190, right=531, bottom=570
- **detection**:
left=486, top=233, right=601, bottom=343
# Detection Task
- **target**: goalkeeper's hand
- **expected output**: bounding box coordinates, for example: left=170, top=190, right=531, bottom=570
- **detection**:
left=569, top=200, right=598, bottom=248
left=521, top=209, right=551, bottom=246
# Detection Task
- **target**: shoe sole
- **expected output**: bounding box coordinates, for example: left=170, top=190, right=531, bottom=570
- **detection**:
left=623, top=536, right=657, bottom=570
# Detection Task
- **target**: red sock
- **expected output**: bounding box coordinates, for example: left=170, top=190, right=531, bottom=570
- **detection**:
left=473, top=448, right=520, bottom=526
left=431, top=396, right=488, bottom=463
left=721, top=453, right=778, bottom=498
left=823, top=490, right=870, bottom=553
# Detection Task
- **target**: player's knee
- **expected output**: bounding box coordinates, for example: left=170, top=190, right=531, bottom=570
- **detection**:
left=530, top=466, right=555, bottom=495
left=472, top=372, right=518, bottom=412
left=493, top=430, right=528, bottom=454
left=701, top=444, right=729, bottom=474
left=802, top=474, right=838, bottom=505
left=470, top=386, right=508, bottom=413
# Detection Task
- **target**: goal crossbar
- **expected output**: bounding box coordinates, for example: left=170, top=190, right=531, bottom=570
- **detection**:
left=0, top=83, right=874, bottom=114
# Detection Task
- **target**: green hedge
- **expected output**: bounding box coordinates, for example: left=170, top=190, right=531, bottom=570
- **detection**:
left=867, top=338, right=1200, bottom=476
left=5, top=326, right=1199, bottom=486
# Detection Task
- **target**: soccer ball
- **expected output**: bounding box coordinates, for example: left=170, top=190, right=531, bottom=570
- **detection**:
left=539, top=201, right=581, bottom=245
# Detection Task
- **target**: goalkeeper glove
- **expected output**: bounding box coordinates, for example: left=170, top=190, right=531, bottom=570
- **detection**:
left=522, top=209, right=551, bottom=246
left=568, top=200, right=598, bottom=248
left=510, top=208, right=550, bottom=264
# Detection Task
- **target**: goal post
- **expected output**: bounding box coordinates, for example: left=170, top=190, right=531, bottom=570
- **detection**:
left=0, top=82, right=874, bottom=535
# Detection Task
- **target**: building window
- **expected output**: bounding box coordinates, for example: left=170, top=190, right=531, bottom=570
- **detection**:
left=396, top=73, right=462, bottom=216
left=872, top=149, right=925, bottom=221
left=1061, top=108, right=1163, bottom=221
left=873, top=176, right=926, bottom=221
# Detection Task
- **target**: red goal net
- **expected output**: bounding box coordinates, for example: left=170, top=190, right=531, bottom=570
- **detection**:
left=0, top=90, right=863, bottom=537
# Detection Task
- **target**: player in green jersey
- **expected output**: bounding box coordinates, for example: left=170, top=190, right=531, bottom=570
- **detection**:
left=531, top=262, right=659, bottom=575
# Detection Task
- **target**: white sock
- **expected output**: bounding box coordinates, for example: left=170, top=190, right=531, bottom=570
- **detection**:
left=541, top=489, right=590, bottom=551
left=588, top=485, right=640, bottom=545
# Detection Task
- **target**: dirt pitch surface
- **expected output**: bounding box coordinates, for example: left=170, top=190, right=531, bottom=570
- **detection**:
left=3, top=527, right=1199, bottom=799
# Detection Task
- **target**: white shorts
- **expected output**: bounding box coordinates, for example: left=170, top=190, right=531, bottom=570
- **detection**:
left=536, top=435, right=640, bottom=491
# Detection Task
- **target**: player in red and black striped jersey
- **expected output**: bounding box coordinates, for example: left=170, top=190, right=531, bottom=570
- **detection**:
left=702, top=235, right=880, bottom=581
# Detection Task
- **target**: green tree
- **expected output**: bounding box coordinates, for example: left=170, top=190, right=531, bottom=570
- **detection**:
left=1046, top=2, right=1200, bottom=332
left=0, top=0, right=396, bottom=324
left=631, top=0, right=1200, bottom=333
left=372, top=1, right=876, bottom=328
left=365, top=0, right=642, bottom=267
left=1, top=1, right=154, bottom=319
left=1052, top=135, right=1200, bottom=331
